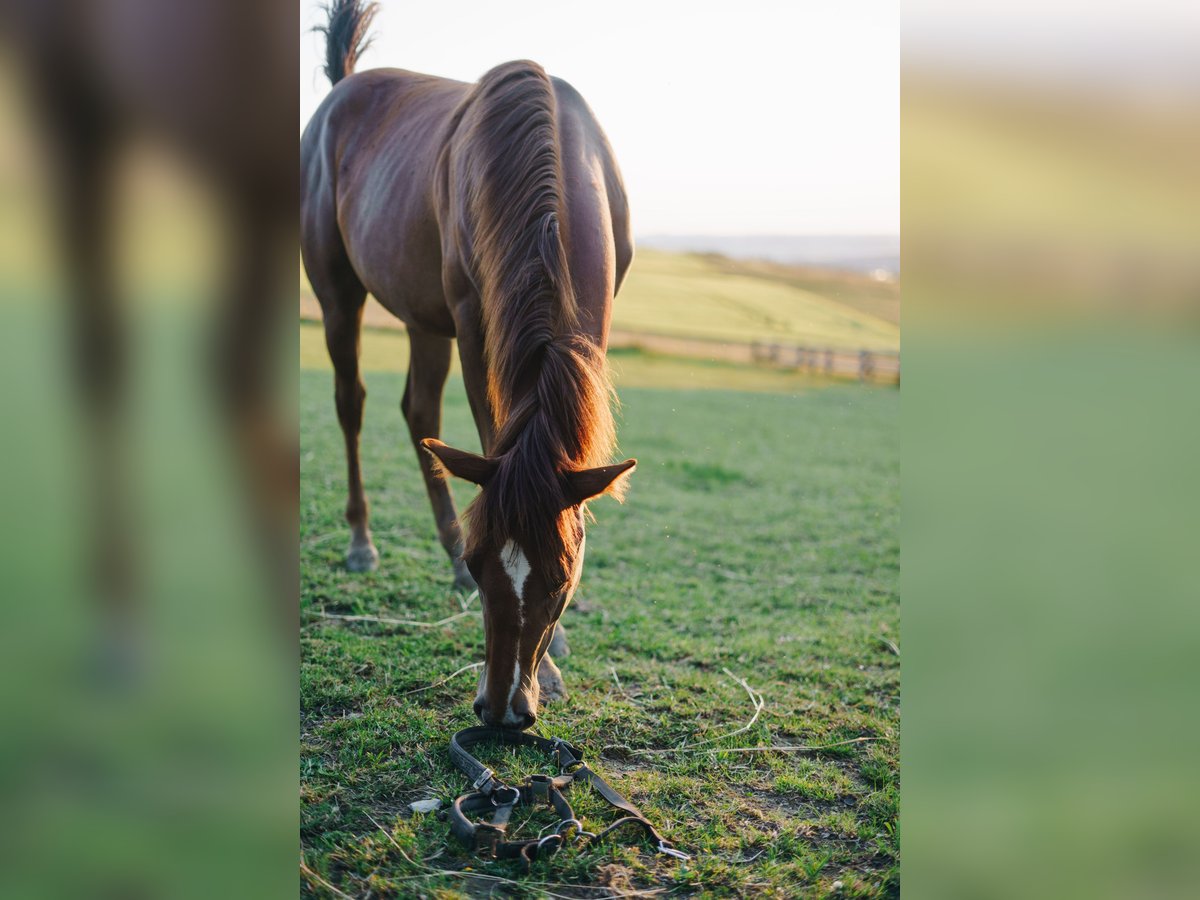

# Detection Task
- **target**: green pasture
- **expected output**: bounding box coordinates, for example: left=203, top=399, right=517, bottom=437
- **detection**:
left=300, top=355, right=900, bottom=897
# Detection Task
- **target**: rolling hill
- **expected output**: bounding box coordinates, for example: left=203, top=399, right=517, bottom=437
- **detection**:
left=299, top=248, right=900, bottom=353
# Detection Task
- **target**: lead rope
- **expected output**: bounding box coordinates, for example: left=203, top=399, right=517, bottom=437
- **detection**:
left=443, top=726, right=690, bottom=871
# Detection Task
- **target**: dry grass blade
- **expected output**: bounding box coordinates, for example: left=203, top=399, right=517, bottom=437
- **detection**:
left=674, top=667, right=765, bottom=749
left=631, top=736, right=881, bottom=756
left=301, top=530, right=343, bottom=549
left=308, top=607, right=476, bottom=629
left=640, top=667, right=765, bottom=754
left=301, top=855, right=358, bottom=899
left=396, top=661, right=483, bottom=696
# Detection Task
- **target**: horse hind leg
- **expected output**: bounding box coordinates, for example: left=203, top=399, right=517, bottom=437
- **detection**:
left=402, top=328, right=476, bottom=592
left=548, top=622, right=570, bottom=658
left=316, top=275, right=378, bottom=573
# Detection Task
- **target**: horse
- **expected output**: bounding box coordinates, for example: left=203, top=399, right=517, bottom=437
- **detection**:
left=301, top=0, right=636, bottom=728
left=1, top=0, right=298, bottom=659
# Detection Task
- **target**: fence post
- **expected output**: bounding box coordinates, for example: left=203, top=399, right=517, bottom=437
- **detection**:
left=859, top=349, right=874, bottom=382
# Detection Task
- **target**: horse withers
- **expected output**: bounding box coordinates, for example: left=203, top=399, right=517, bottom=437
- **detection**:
left=301, top=0, right=634, bottom=728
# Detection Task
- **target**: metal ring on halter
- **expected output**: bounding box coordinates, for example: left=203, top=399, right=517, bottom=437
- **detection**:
left=490, top=785, right=519, bottom=807
left=554, top=818, right=584, bottom=836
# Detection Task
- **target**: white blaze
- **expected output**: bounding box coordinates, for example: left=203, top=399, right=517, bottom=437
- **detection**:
left=499, top=541, right=531, bottom=724
left=501, top=659, right=522, bottom=725
left=501, top=540, right=531, bottom=603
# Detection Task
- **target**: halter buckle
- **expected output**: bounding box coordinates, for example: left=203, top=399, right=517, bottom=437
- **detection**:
left=471, top=768, right=495, bottom=792
left=551, top=737, right=582, bottom=772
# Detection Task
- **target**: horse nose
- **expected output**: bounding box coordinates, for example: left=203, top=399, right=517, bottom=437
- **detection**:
left=510, top=694, right=536, bottom=730
left=473, top=699, right=486, bottom=723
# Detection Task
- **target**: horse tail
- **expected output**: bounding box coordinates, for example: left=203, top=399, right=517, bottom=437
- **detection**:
left=317, top=0, right=378, bottom=85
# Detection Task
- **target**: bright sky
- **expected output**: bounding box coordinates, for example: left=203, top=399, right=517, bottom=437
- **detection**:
left=299, top=1, right=898, bottom=236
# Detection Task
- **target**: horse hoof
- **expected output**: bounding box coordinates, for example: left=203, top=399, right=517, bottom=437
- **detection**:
left=538, top=655, right=568, bottom=703
left=346, top=541, right=379, bottom=572
left=548, top=621, right=570, bottom=659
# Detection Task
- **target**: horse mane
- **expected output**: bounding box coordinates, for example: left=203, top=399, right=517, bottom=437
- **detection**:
left=451, top=61, right=618, bottom=586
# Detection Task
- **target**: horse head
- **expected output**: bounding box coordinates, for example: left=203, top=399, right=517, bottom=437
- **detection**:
left=423, top=439, right=633, bottom=728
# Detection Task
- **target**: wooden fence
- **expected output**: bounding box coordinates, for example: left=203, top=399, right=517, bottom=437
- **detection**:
left=300, top=295, right=899, bottom=385
left=607, top=328, right=900, bottom=385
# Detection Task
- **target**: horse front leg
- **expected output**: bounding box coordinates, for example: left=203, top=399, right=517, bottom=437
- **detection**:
left=537, top=654, right=568, bottom=703
left=402, top=328, right=475, bottom=593
left=449, top=308, right=497, bottom=456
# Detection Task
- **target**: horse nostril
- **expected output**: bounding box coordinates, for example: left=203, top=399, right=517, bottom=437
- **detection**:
left=520, top=711, right=535, bottom=730
left=473, top=700, right=486, bottom=723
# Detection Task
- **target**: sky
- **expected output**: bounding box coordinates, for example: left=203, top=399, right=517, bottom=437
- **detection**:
left=299, top=1, right=898, bottom=236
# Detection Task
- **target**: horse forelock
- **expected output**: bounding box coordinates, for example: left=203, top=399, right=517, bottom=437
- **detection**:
left=454, top=61, right=616, bottom=586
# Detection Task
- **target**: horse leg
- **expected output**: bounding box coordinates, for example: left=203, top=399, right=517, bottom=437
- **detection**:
left=538, top=654, right=568, bottom=703
left=321, top=297, right=377, bottom=573
left=548, top=622, right=570, bottom=658
left=449, top=309, right=497, bottom=454
left=43, top=91, right=139, bottom=678
left=401, top=328, right=475, bottom=592
left=210, top=192, right=297, bottom=637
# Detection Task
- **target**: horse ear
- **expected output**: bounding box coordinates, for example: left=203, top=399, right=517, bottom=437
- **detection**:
left=564, top=459, right=637, bottom=506
left=421, top=439, right=497, bottom=486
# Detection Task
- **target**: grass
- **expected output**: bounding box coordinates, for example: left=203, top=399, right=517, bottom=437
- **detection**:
left=300, top=357, right=899, bottom=897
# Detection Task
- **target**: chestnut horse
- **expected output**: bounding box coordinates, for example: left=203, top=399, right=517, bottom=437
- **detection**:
left=301, top=1, right=635, bottom=728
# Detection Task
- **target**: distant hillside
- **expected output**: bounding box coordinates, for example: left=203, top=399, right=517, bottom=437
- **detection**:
left=636, top=234, right=900, bottom=275
left=611, top=250, right=899, bottom=352
left=300, top=248, right=900, bottom=353
left=702, top=254, right=900, bottom=327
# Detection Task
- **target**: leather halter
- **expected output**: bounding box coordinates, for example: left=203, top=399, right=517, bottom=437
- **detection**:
left=445, top=726, right=689, bottom=870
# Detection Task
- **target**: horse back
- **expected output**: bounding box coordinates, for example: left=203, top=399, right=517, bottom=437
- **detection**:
left=301, top=68, right=469, bottom=334
left=551, top=76, right=634, bottom=347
